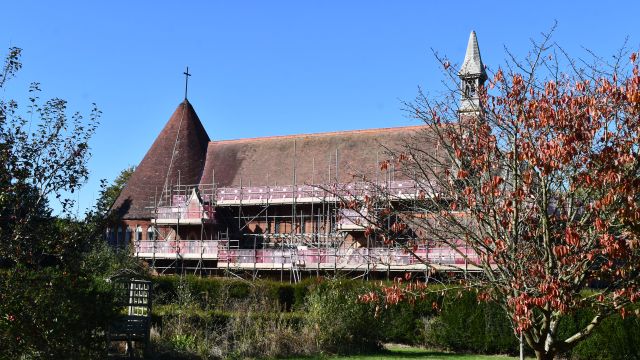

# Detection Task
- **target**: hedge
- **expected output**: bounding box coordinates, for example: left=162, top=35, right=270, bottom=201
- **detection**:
left=151, top=276, right=640, bottom=359
left=152, top=275, right=315, bottom=311
left=417, top=292, right=640, bottom=359
left=151, top=305, right=306, bottom=331
left=558, top=309, right=640, bottom=360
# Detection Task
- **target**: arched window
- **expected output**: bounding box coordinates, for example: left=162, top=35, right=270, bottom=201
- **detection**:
left=136, top=225, right=143, bottom=241
left=117, top=226, right=123, bottom=247
left=105, top=228, right=112, bottom=244
left=464, top=80, right=476, bottom=97
left=125, top=226, right=132, bottom=245
left=147, top=226, right=156, bottom=241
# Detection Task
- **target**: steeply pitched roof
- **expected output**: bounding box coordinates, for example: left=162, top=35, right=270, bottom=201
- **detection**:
left=199, top=126, right=426, bottom=188
left=459, top=31, right=488, bottom=81
left=111, top=100, right=210, bottom=219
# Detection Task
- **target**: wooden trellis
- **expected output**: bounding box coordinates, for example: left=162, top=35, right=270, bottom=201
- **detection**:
left=108, top=275, right=152, bottom=358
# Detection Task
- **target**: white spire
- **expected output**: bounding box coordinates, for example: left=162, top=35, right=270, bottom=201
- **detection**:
left=458, top=31, right=487, bottom=81
left=458, top=31, right=487, bottom=113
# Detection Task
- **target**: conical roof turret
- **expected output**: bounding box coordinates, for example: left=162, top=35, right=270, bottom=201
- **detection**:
left=111, top=100, right=210, bottom=219
left=459, top=31, right=488, bottom=82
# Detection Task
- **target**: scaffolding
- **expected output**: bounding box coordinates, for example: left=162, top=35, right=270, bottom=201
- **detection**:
left=130, top=173, right=478, bottom=282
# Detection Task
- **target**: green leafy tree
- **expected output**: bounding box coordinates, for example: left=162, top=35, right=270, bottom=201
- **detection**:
left=0, top=47, right=100, bottom=266
left=0, top=47, right=124, bottom=359
left=82, top=166, right=149, bottom=279
left=97, top=166, right=135, bottom=215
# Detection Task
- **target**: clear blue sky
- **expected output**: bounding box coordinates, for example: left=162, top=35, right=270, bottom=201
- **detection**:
left=1, top=1, right=638, bottom=216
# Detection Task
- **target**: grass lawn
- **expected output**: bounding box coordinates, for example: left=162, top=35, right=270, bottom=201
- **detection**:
left=289, top=344, right=530, bottom=360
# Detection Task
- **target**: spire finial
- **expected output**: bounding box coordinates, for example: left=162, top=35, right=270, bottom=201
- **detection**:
left=183, top=66, right=191, bottom=100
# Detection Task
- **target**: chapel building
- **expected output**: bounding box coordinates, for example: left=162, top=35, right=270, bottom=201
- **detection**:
left=108, top=31, right=487, bottom=278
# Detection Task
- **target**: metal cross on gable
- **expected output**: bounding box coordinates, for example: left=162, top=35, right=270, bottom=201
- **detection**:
left=183, top=66, right=191, bottom=100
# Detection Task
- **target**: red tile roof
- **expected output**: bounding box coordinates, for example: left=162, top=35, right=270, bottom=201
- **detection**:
left=199, top=125, right=425, bottom=188
left=112, top=100, right=210, bottom=219
left=111, top=100, right=431, bottom=220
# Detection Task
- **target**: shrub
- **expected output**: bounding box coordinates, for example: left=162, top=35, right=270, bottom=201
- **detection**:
left=150, top=280, right=312, bottom=360
left=153, top=277, right=384, bottom=357
left=558, top=309, right=640, bottom=360
left=378, top=301, right=427, bottom=345
left=0, top=266, right=116, bottom=359
left=419, top=291, right=517, bottom=354
left=303, top=279, right=381, bottom=354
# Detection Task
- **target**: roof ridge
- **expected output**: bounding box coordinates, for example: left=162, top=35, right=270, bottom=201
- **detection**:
left=209, top=124, right=426, bottom=144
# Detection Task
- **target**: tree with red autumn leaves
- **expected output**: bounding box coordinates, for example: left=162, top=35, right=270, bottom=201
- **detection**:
left=353, top=30, right=640, bottom=359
